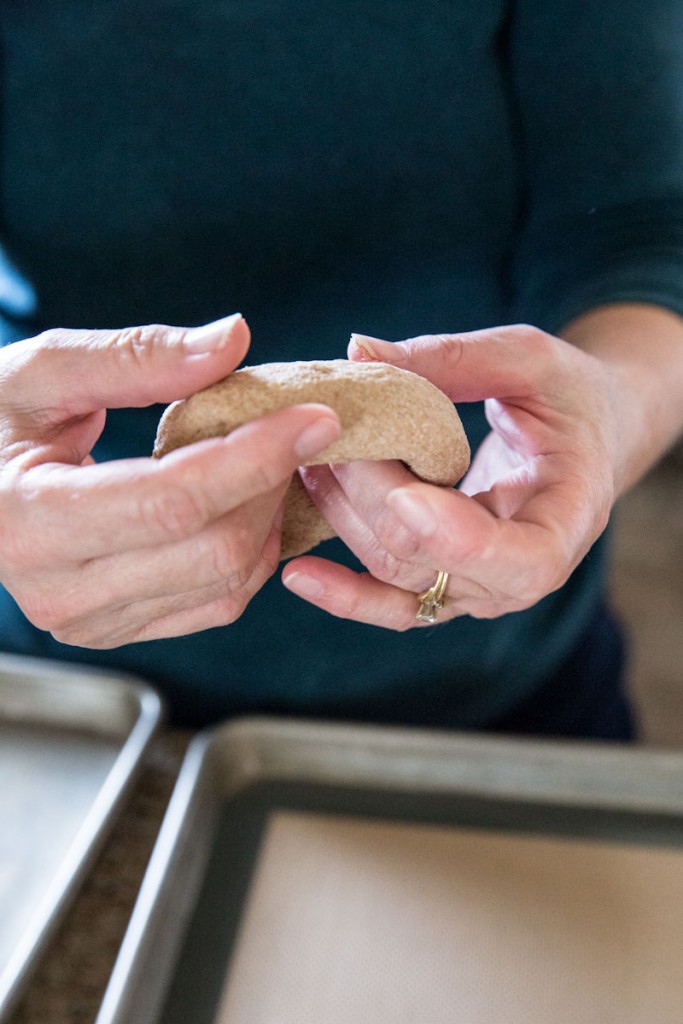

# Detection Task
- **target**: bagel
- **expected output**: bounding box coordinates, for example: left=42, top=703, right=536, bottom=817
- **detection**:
left=154, top=359, right=470, bottom=558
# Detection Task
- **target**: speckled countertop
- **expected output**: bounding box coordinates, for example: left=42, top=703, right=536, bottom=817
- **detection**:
left=7, top=729, right=194, bottom=1024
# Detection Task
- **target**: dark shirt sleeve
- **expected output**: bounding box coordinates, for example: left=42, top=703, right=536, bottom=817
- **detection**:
left=508, top=0, right=683, bottom=332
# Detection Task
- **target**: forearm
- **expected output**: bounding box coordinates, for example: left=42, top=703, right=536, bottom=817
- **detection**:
left=560, top=302, right=683, bottom=497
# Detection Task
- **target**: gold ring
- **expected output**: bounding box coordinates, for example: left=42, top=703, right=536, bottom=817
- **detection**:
left=416, top=570, right=450, bottom=623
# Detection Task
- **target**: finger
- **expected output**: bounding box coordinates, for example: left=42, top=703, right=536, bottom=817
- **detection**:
left=4, top=312, right=251, bottom=420
left=124, top=543, right=279, bottom=644
left=43, top=515, right=285, bottom=648
left=36, top=483, right=285, bottom=620
left=282, top=556, right=463, bottom=630
left=8, top=404, right=341, bottom=562
left=300, top=461, right=434, bottom=583
left=123, top=587, right=264, bottom=645
left=347, top=324, right=574, bottom=404
left=100, top=488, right=284, bottom=602
left=384, top=476, right=584, bottom=604
left=47, top=573, right=253, bottom=648
left=305, top=450, right=597, bottom=612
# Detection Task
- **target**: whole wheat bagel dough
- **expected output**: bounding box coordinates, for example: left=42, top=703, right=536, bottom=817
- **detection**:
left=154, top=359, right=470, bottom=558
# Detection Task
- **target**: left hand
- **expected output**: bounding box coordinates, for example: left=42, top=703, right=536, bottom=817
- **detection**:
left=281, top=323, right=624, bottom=629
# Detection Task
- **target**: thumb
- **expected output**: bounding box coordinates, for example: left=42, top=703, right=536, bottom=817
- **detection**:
left=348, top=325, right=561, bottom=403
left=6, top=313, right=251, bottom=418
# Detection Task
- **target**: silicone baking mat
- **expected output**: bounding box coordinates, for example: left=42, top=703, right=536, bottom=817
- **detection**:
left=217, top=810, right=683, bottom=1024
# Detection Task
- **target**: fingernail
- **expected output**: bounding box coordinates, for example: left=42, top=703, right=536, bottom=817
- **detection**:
left=348, top=333, right=393, bottom=361
left=184, top=313, right=244, bottom=352
left=295, top=415, right=341, bottom=459
left=387, top=488, right=437, bottom=537
left=282, top=571, right=325, bottom=599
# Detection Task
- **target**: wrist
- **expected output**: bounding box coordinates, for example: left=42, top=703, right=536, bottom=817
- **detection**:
left=560, top=302, right=683, bottom=496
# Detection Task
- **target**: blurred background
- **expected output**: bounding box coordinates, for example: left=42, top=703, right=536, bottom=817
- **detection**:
left=611, top=441, right=683, bottom=748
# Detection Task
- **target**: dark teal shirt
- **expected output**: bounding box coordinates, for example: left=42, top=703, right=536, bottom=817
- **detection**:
left=1, top=1, right=682, bottom=725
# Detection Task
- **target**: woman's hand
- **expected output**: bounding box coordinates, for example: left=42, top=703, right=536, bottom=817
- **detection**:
left=282, top=313, right=683, bottom=630
left=0, top=315, right=340, bottom=648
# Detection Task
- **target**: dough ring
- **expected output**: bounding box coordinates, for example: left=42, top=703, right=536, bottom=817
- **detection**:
left=154, top=359, right=470, bottom=559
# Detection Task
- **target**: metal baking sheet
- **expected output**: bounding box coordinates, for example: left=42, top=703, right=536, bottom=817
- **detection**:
left=0, top=653, right=162, bottom=1021
left=97, top=719, right=683, bottom=1024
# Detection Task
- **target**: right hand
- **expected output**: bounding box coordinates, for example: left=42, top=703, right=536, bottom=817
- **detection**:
left=0, top=315, right=340, bottom=648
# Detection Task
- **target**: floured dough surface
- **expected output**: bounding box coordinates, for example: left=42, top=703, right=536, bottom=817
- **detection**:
left=154, top=359, right=470, bottom=557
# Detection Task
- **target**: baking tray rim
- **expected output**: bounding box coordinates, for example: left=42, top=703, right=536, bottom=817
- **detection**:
left=0, top=653, right=163, bottom=1022
left=95, top=716, right=683, bottom=1024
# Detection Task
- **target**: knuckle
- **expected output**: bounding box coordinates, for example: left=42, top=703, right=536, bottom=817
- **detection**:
left=112, top=323, right=170, bottom=368
left=432, top=332, right=465, bottom=354
left=24, top=329, right=92, bottom=376
left=363, top=542, right=404, bottom=584
left=50, top=623, right=93, bottom=647
left=21, top=589, right=73, bottom=635
left=510, top=323, right=548, bottom=347
left=239, top=450, right=288, bottom=496
left=334, top=584, right=407, bottom=632
left=211, top=590, right=248, bottom=626
left=336, top=588, right=366, bottom=622
left=20, top=574, right=105, bottom=639
left=0, top=338, right=48, bottom=415
left=142, top=486, right=209, bottom=540
left=30, top=327, right=69, bottom=351
left=210, top=530, right=255, bottom=590
left=508, top=324, right=557, bottom=371
left=374, top=509, right=422, bottom=563
left=425, top=333, right=465, bottom=372
left=51, top=619, right=116, bottom=649
left=245, top=461, right=275, bottom=495
left=353, top=518, right=420, bottom=586
left=520, top=551, right=567, bottom=604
